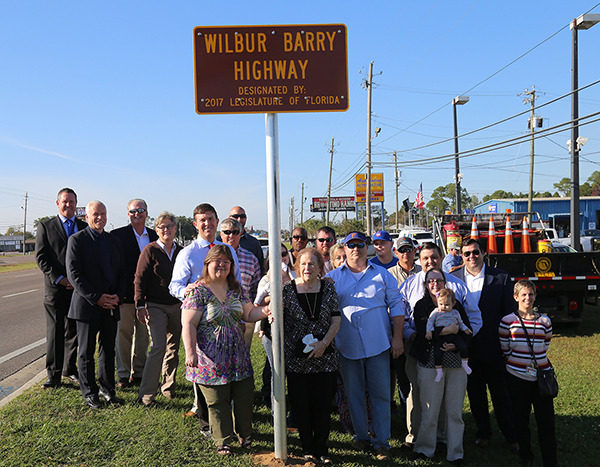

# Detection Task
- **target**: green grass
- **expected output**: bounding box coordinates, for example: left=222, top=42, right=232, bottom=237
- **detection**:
left=0, top=262, right=37, bottom=274
left=1, top=306, right=600, bottom=466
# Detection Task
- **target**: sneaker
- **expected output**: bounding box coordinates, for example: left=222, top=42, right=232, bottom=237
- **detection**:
left=375, top=446, right=389, bottom=460
left=353, top=439, right=371, bottom=452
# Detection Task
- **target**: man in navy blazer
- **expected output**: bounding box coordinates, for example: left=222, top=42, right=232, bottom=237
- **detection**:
left=66, top=200, right=126, bottom=408
left=451, top=239, right=518, bottom=450
left=35, top=187, right=87, bottom=389
left=111, top=198, right=158, bottom=388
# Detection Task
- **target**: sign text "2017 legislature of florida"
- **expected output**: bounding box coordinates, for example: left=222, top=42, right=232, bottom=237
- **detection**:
left=193, top=24, right=348, bottom=114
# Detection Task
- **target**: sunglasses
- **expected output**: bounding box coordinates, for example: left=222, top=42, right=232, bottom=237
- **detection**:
left=292, top=235, right=307, bottom=240
left=398, top=247, right=414, bottom=254
left=427, top=279, right=446, bottom=285
left=230, top=214, right=247, bottom=219
left=129, top=208, right=147, bottom=214
left=317, top=237, right=335, bottom=243
left=463, top=250, right=481, bottom=257
left=221, top=229, right=240, bottom=236
left=346, top=242, right=366, bottom=249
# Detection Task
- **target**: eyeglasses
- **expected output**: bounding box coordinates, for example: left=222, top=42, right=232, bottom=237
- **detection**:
left=212, top=259, right=231, bottom=266
left=427, top=279, right=446, bottom=285
left=317, top=237, right=335, bottom=243
left=129, top=208, right=147, bottom=214
left=292, top=235, right=307, bottom=240
left=281, top=251, right=289, bottom=257
left=221, top=229, right=240, bottom=236
left=230, top=214, right=247, bottom=219
left=346, top=242, right=366, bottom=249
left=463, top=250, right=481, bottom=257
left=157, top=224, right=175, bottom=231
left=398, top=247, right=414, bottom=254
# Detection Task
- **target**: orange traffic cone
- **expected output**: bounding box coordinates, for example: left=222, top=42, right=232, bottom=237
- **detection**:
left=488, top=216, right=497, bottom=253
left=470, top=217, right=479, bottom=240
left=521, top=215, right=531, bottom=253
left=504, top=216, right=514, bottom=253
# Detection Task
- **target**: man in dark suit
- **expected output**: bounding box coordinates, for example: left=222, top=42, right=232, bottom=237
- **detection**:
left=451, top=239, right=518, bottom=451
left=35, top=187, right=87, bottom=389
left=111, top=198, right=157, bottom=388
left=66, top=200, right=126, bottom=408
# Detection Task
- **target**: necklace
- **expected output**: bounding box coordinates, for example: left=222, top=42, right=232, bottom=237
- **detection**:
left=303, top=291, right=318, bottom=319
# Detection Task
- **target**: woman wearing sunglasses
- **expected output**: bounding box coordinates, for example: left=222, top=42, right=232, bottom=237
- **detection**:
left=411, top=268, right=473, bottom=466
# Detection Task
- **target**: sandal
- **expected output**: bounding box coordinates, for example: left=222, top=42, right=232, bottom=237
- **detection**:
left=239, top=436, right=252, bottom=450
left=217, top=445, right=231, bottom=455
left=320, top=455, right=333, bottom=465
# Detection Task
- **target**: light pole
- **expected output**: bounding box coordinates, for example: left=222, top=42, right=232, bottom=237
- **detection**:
left=570, top=14, right=599, bottom=251
left=452, top=96, right=469, bottom=215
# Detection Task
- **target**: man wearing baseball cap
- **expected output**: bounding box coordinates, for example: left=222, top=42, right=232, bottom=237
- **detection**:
left=442, top=242, right=463, bottom=274
left=369, top=230, right=398, bottom=270
left=326, top=231, right=405, bottom=460
left=389, top=236, right=422, bottom=286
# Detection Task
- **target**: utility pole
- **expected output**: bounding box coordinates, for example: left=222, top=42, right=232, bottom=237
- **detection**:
left=366, top=62, right=374, bottom=236
left=521, top=86, right=541, bottom=213
left=300, top=184, right=305, bottom=225
left=289, top=197, right=295, bottom=233
left=326, top=138, right=334, bottom=226
left=22, top=192, right=28, bottom=255
left=394, top=151, right=399, bottom=232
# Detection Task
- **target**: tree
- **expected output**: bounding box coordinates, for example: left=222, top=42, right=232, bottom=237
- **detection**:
left=427, top=183, right=471, bottom=213
left=297, top=219, right=322, bottom=237
left=335, top=218, right=365, bottom=237
left=553, top=178, right=570, bottom=197
left=175, top=216, right=196, bottom=243
left=4, top=226, right=34, bottom=239
left=33, top=216, right=53, bottom=229
left=482, top=190, right=516, bottom=203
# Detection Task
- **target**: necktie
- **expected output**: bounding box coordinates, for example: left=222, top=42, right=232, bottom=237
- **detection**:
left=209, top=243, right=214, bottom=249
left=65, top=219, right=73, bottom=237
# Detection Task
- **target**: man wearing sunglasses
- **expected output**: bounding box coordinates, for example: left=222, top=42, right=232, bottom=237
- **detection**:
left=451, top=239, right=518, bottom=452
left=326, top=232, right=405, bottom=461
left=228, top=206, right=265, bottom=275
left=111, top=198, right=157, bottom=389
left=315, top=226, right=336, bottom=273
left=389, top=237, right=421, bottom=286
left=219, top=218, right=261, bottom=349
left=289, top=227, right=308, bottom=265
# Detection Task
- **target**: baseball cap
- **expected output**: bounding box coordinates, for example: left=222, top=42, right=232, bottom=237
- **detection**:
left=395, top=236, right=415, bottom=249
left=449, top=242, right=461, bottom=250
left=372, top=230, right=393, bottom=242
left=343, top=232, right=368, bottom=245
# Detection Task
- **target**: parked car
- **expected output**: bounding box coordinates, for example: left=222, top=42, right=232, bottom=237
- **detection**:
left=551, top=242, right=577, bottom=253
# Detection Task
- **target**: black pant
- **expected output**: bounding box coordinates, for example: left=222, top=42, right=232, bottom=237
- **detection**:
left=391, top=353, right=411, bottom=403
left=75, top=313, right=118, bottom=398
left=287, top=371, right=337, bottom=457
left=44, top=292, right=78, bottom=381
left=506, top=372, right=557, bottom=466
left=433, top=334, right=468, bottom=366
left=467, top=356, right=517, bottom=443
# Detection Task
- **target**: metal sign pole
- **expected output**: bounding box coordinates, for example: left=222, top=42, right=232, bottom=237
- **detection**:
left=265, top=112, right=287, bottom=460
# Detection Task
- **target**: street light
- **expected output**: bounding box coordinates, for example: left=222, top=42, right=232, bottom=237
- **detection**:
left=570, top=14, right=599, bottom=251
left=452, top=95, right=469, bottom=215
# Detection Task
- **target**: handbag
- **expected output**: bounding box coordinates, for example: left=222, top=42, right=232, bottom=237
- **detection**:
left=517, top=314, right=559, bottom=398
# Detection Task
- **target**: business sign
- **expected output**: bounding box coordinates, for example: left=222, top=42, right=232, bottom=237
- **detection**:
left=311, top=196, right=355, bottom=212
left=193, top=24, right=348, bottom=114
left=488, top=203, right=497, bottom=213
left=355, top=173, right=384, bottom=203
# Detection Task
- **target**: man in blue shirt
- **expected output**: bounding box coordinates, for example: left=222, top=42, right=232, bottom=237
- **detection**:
left=326, top=231, right=405, bottom=461
left=369, top=230, right=399, bottom=270
left=442, top=242, right=463, bottom=274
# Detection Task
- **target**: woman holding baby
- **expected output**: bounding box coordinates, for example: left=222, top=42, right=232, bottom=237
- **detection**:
left=282, top=247, right=341, bottom=464
left=411, top=267, right=473, bottom=465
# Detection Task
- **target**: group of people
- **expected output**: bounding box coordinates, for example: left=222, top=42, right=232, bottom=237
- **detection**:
left=35, top=187, right=557, bottom=466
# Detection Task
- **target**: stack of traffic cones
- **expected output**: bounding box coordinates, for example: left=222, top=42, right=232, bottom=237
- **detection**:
left=470, top=217, right=479, bottom=240
left=504, top=216, right=514, bottom=253
left=488, top=216, right=497, bottom=253
left=521, top=215, right=531, bottom=253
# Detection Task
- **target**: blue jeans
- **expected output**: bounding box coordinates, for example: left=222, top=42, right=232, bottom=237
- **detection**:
left=339, top=350, right=391, bottom=449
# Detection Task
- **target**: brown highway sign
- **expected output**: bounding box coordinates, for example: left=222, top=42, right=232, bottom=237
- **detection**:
left=193, top=24, right=348, bottom=114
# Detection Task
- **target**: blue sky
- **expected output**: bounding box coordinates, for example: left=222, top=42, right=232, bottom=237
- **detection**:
left=1, top=1, right=599, bottom=233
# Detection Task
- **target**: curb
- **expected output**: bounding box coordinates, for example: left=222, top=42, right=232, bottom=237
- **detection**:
left=0, top=360, right=47, bottom=409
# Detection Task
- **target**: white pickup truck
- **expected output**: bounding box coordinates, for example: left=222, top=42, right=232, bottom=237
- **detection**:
left=545, top=228, right=600, bottom=252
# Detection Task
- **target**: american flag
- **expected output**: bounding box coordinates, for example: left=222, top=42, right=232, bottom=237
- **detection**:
left=414, top=183, right=425, bottom=209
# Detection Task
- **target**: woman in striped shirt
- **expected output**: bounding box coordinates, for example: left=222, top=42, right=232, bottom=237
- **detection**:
left=499, top=280, right=557, bottom=467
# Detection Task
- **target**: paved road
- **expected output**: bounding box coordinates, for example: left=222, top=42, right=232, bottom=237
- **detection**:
left=0, top=260, right=46, bottom=383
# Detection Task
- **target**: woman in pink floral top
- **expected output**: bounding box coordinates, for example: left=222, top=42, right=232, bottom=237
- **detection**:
left=182, top=245, right=270, bottom=456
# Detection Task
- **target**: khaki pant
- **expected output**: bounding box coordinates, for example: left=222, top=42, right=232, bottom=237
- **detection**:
left=200, top=376, right=255, bottom=446
left=116, top=303, right=149, bottom=380
left=138, top=302, right=182, bottom=403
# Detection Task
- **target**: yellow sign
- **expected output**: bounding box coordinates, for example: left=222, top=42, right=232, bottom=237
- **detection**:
left=355, top=173, right=384, bottom=202
left=535, top=257, right=552, bottom=274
